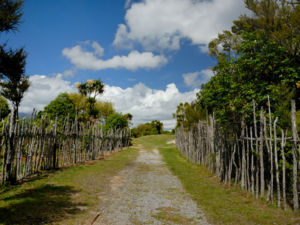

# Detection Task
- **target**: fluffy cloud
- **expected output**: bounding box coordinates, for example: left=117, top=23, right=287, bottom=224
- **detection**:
left=101, top=83, right=198, bottom=129
left=114, top=0, right=248, bottom=51
left=19, top=75, right=76, bottom=113
left=183, top=69, right=213, bottom=88
left=62, top=42, right=167, bottom=71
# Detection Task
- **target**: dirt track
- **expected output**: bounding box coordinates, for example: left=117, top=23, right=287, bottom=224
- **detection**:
left=93, top=148, right=210, bottom=225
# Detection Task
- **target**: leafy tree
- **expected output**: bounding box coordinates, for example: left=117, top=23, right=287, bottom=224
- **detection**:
left=43, top=93, right=75, bottom=122
left=94, top=100, right=115, bottom=120
left=131, top=120, right=165, bottom=138
left=0, top=0, right=26, bottom=184
left=0, top=0, right=28, bottom=121
left=0, top=95, right=10, bottom=119
left=75, top=79, right=105, bottom=119
left=68, top=92, right=88, bottom=122
left=0, top=47, right=29, bottom=121
left=174, top=102, right=206, bottom=129
left=151, top=120, right=163, bottom=134
left=196, top=0, right=300, bottom=128
left=104, top=113, right=129, bottom=130
left=76, top=79, right=105, bottom=98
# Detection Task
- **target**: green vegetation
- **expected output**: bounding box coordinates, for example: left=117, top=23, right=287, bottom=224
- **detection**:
left=0, top=0, right=29, bottom=120
left=37, top=80, right=120, bottom=126
left=173, top=0, right=300, bottom=129
left=131, top=120, right=164, bottom=138
left=42, top=93, right=76, bottom=122
left=137, top=135, right=300, bottom=225
left=104, top=112, right=131, bottom=130
left=0, top=96, right=10, bottom=120
left=0, top=147, right=138, bottom=224
left=173, top=102, right=206, bottom=129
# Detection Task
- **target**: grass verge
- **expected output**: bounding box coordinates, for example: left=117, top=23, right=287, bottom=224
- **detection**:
left=0, top=148, right=138, bottom=225
left=136, top=134, right=300, bottom=225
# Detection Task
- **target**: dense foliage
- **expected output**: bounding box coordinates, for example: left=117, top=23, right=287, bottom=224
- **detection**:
left=0, top=0, right=28, bottom=121
left=175, top=0, right=300, bottom=131
left=42, top=93, right=76, bottom=122
left=104, top=112, right=130, bottom=130
left=131, top=120, right=164, bottom=138
left=0, top=95, right=10, bottom=119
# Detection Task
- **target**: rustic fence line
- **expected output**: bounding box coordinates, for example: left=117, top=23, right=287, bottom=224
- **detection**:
left=175, top=99, right=300, bottom=212
left=0, top=114, right=131, bottom=184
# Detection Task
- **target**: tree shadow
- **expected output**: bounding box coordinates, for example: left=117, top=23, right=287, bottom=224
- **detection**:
left=0, top=184, right=86, bottom=224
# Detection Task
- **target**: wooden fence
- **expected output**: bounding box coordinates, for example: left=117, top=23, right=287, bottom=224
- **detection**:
left=175, top=99, right=300, bottom=212
left=0, top=114, right=131, bottom=184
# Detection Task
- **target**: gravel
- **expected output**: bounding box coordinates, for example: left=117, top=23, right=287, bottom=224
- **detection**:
left=94, top=149, right=211, bottom=225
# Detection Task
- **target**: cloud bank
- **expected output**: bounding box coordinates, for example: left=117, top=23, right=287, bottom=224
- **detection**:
left=62, top=42, right=167, bottom=71
left=19, top=75, right=198, bottom=130
left=101, top=83, right=199, bottom=129
left=114, top=0, right=248, bottom=51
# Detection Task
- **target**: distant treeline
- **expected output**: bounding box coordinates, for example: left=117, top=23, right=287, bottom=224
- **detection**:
left=131, top=120, right=172, bottom=138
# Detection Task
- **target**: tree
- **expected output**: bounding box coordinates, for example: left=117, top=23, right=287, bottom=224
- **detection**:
left=43, top=93, right=76, bottom=122
left=0, top=0, right=26, bottom=184
left=0, top=47, right=29, bottom=121
left=94, top=100, right=115, bottom=120
left=151, top=120, right=163, bottom=134
left=75, top=79, right=105, bottom=119
left=0, top=0, right=23, bottom=32
left=131, top=120, right=164, bottom=138
left=174, top=102, right=206, bottom=129
left=104, top=113, right=129, bottom=130
left=0, top=95, right=10, bottom=119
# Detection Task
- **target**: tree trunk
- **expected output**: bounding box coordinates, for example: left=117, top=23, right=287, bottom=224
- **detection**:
left=5, top=109, right=17, bottom=184
left=273, top=117, right=280, bottom=208
left=291, top=100, right=299, bottom=212
left=259, top=108, right=265, bottom=198
left=281, top=130, right=287, bottom=210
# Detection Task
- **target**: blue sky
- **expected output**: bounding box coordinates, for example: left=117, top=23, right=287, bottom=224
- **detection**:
left=2, top=0, right=247, bottom=129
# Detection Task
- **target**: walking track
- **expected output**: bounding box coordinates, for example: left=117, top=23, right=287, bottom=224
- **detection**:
left=93, top=148, right=210, bottom=225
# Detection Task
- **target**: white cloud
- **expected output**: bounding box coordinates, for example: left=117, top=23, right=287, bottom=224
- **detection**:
left=19, top=75, right=197, bottom=130
left=62, top=42, right=167, bottom=71
left=125, top=0, right=131, bottom=9
left=183, top=69, right=213, bottom=88
left=19, top=75, right=76, bottom=113
left=91, top=41, right=104, bottom=57
left=113, top=0, right=248, bottom=51
left=101, top=83, right=198, bottom=129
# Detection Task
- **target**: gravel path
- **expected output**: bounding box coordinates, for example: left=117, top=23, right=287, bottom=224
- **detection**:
left=94, top=149, right=210, bottom=225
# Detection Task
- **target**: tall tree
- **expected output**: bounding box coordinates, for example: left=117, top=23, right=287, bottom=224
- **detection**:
left=43, top=93, right=76, bottom=123
left=75, top=79, right=105, bottom=119
left=151, top=120, right=163, bottom=134
left=0, top=47, right=29, bottom=121
left=0, top=0, right=26, bottom=184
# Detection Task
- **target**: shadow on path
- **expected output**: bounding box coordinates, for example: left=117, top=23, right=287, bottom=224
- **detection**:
left=0, top=184, right=85, bottom=225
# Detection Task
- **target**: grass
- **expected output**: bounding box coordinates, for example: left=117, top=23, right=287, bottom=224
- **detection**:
left=0, top=148, right=138, bottom=225
left=152, top=207, right=196, bottom=225
left=137, top=134, right=300, bottom=225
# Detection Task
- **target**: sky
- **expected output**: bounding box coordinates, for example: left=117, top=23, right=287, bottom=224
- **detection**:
left=2, top=0, right=248, bottom=129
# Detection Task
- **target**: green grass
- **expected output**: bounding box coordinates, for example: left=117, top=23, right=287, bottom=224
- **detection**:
left=137, top=135, right=300, bottom=225
left=0, top=148, right=138, bottom=225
